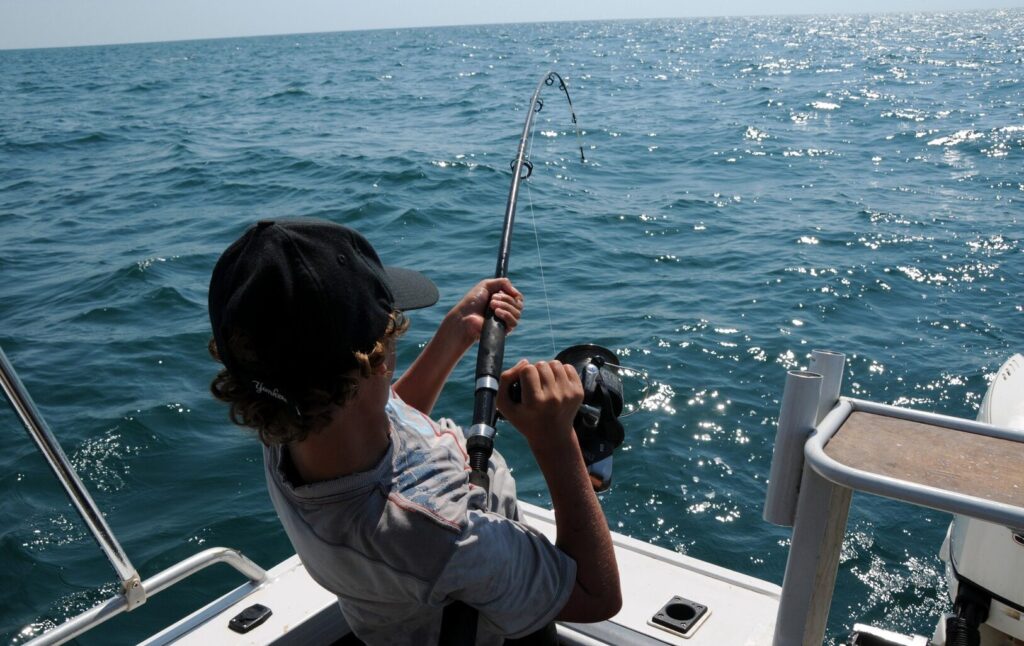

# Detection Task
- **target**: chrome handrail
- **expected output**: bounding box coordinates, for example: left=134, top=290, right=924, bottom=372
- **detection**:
left=806, top=397, right=1024, bottom=529
left=26, top=547, right=268, bottom=646
left=0, top=346, right=143, bottom=601
left=1, top=345, right=269, bottom=644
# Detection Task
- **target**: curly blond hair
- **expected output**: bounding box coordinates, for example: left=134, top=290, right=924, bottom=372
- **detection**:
left=209, top=311, right=408, bottom=445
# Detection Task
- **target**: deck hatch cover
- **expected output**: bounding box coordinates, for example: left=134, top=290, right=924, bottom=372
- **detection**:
left=649, top=595, right=709, bottom=637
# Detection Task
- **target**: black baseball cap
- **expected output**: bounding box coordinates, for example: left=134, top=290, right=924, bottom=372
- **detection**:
left=209, top=218, right=438, bottom=395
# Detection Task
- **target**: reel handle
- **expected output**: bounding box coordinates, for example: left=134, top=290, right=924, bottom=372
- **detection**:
left=506, top=357, right=599, bottom=404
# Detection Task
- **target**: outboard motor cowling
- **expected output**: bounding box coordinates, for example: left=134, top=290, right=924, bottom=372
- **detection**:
left=939, top=354, right=1024, bottom=644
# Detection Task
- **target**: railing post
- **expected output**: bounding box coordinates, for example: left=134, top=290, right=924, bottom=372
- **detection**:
left=25, top=547, right=268, bottom=646
left=0, top=346, right=145, bottom=605
left=772, top=350, right=850, bottom=646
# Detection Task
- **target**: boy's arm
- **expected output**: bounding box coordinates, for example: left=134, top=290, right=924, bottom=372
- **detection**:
left=496, top=360, right=622, bottom=622
left=394, top=278, right=522, bottom=415
left=392, top=315, right=469, bottom=414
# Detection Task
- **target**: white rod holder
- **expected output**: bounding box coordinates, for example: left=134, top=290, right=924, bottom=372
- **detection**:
left=772, top=351, right=849, bottom=646
left=809, top=350, right=845, bottom=424
left=764, top=370, right=823, bottom=527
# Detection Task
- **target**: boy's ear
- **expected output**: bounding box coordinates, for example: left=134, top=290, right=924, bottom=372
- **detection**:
left=371, top=361, right=389, bottom=376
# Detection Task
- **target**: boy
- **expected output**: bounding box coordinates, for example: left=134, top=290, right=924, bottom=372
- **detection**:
left=208, top=218, right=620, bottom=644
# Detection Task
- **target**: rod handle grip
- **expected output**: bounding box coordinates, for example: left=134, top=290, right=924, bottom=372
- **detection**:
left=474, top=311, right=507, bottom=385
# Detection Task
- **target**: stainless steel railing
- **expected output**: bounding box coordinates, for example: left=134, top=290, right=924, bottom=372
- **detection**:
left=0, top=346, right=144, bottom=602
left=2, top=346, right=268, bottom=645
left=26, top=547, right=268, bottom=646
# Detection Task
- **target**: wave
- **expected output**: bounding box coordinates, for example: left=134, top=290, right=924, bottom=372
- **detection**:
left=2, top=131, right=120, bottom=152
left=261, top=86, right=314, bottom=101
left=124, top=79, right=171, bottom=93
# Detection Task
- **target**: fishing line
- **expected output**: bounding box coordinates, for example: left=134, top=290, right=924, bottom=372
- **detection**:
left=523, top=112, right=558, bottom=358
left=521, top=78, right=657, bottom=417
left=525, top=182, right=557, bottom=358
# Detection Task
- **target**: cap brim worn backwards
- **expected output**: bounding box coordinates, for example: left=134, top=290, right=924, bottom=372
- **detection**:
left=384, top=266, right=439, bottom=311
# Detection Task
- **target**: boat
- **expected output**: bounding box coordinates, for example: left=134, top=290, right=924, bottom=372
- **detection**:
left=5, top=345, right=1022, bottom=645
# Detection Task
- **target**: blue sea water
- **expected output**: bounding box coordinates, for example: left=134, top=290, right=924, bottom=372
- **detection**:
left=1, top=11, right=1022, bottom=644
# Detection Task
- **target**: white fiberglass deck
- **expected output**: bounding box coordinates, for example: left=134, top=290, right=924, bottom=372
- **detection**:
left=153, top=501, right=780, bottom=645
left=524, top=502, right=780, bottom=645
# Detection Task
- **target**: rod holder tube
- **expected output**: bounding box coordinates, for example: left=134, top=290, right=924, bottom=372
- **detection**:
left=763, top=370, right=823, bottom=527
left=0, top=346, right=141, bottom=593
left=809, top=350, right=845, bottom=425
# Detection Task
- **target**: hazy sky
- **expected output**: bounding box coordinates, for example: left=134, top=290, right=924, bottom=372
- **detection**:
left=2, top=0, right=1022, bottom=50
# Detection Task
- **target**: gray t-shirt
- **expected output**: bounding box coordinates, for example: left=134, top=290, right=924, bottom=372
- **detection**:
left=263, top=389, right=576, bottom=645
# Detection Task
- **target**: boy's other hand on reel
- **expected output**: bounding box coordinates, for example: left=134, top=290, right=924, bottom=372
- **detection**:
left=496, top=359, right=584, bottom=448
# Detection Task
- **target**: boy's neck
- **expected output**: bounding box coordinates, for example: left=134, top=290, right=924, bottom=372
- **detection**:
left=286, top=384, right=391, bottom=484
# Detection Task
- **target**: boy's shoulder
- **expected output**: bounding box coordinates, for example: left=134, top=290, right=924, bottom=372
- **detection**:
left=385, top=391, right=484, bottom=534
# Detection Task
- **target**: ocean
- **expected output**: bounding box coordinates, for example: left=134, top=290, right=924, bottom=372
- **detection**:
left=1, top=11, right=1021, bottom=644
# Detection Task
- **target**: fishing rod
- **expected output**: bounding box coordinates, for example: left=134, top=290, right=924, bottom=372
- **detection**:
left=441, top=71, right=644, bottom=646
left=437, top=69, right=586, bottom=646
left=465, top=70, right=584, bottom=492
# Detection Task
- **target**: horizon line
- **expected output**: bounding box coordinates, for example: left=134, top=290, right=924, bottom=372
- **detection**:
left=1, top=6, right=1017, bottom=53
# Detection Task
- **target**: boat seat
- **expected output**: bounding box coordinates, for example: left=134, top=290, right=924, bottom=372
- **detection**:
left=824, top=411, right=1024, bottom=509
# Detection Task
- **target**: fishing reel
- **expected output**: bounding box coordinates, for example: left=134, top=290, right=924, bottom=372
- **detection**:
left=509, top=344, right=637, bottom=492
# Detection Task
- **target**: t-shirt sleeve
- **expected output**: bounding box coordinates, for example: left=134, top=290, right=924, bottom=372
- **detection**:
left=429, top=509, right=577, bottom=638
